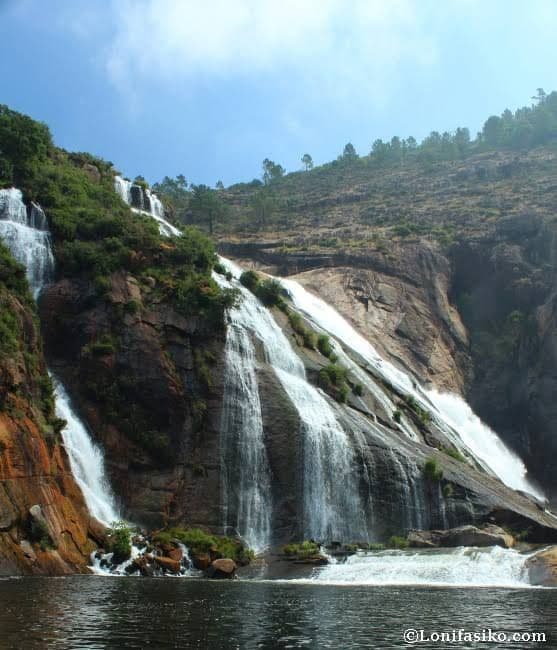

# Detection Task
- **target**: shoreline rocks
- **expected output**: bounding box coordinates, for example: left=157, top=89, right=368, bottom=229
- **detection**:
left=407, top=525, right=515, bottom=549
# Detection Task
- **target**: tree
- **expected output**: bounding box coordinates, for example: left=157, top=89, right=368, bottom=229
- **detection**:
left=189, top=184, right=228, bottom=234
left=371, top=139, right=389, bottom=165
left=152, top=175, right=190, bottom=223
left=301, top=153, right=313, bottom=171
left=250, top=190, right=277, bottom=228
left=262, top=158, right=285, bottom=184
left=215, top=180, right=224, bottom=190
left=341, top=142, right=358, bottom=161
left=454, top=127, right=471, bottom=157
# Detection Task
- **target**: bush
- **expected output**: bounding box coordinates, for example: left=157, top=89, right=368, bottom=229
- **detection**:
left=239, top=269, right=259, bottom=292
left=255, top=278, right=284, bottom=307
left=153, top=527, right=254, bottom=563
left=353, top=383, right=363, bottom=396
left=106, top=521, right=133, bottom=564
left=317, top=334, right=334, bottom=358
left=392, top=409, right=402, bottom=423
left=281, top=540, right=320, bottom=558
left=443, top=447, right=465, bottom=462
left=388, top=535, right=409, bottom=549
left=423, top=457, right=443, bottom=482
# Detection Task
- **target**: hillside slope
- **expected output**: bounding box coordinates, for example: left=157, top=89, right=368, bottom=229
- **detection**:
left=219, top=145, right=557, bottom=497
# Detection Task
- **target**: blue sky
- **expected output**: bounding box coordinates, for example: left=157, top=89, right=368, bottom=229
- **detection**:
left=2, top=0, right=557, bottom=187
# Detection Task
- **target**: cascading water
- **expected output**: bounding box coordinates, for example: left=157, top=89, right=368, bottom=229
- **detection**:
left=288, top=546, right=533, bottom=588
left=279, top=277, right=544, bottom=500
left=0, top=188, right=119, bottom=525
left=217, top=259, right=369, bottom=542
left=114, top=175, right=181, bottom=237
left=0, top=188, right=54, bottom=298
left=220, top=321, right=272, bottom=552
left=51, top=377, right=120, bottom=524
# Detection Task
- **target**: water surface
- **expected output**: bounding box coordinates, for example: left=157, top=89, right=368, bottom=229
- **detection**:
left=0, top=577, right=554, bottom=649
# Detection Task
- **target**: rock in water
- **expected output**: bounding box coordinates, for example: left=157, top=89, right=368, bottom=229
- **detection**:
left=526, top=546, right=557, bottom=586
left=407, top=525, right=514, bottom=549
left=206, top=558, right=237, bottom=579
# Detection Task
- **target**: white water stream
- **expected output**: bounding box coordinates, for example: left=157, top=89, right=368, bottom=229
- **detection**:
left=279, top=277, right=544, bottom=500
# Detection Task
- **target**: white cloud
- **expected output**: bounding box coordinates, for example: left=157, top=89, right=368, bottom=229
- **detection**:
left=103, top=0, right=439, bottom=105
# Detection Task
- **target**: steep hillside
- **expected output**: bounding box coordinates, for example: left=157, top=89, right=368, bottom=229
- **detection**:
left=219, top=138, right=557, bottom=498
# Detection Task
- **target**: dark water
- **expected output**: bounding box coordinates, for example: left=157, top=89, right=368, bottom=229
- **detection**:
left=0, top=577, right=554, bottom=649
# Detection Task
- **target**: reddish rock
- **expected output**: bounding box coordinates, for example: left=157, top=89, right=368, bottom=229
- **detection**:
left=206, top=558, right=237, bottom=579
left=166, top=547, right=183, bottom=562
left=154, top=555, right=181, bottom=574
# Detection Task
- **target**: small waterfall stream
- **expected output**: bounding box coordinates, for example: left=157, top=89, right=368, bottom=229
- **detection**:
left=114, top=175, right=181, bottom=237
left=0, top=188, right=119, bottom=525
left=279, top=277, right=544, bottom=500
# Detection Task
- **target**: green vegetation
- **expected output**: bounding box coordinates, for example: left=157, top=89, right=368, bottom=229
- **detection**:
left=368, top=543, right=386, bottom=551
left=106, top=521, right=133, bottom=563
left=318, top=363, right=350, bottom=403
left=403, top=394, right=432, bottom=426
left=388, top=535, right=409, bottom=549
left=281, top=540, right=320, bottom=558
left=317, top=334, right=334, bottom=358
left=423, top=457, right=443, bottom=482
left=442, top=483, right=454, bottom=498
left=392, top=409, right=402, bottom=423
left=153, top=527, right=254, bottom=564
left=442, top=446, right=466, bottom=462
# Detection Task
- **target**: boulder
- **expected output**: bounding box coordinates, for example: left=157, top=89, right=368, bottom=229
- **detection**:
left=526, top=547, right=557, bottom=586
left=166, top=547, right=183, bottom=562
left=205, top=558, right=237, bottom=579
left=442, top=525, right=514, bottom=549
left=407, top=530, right=438, bottom=548
left=191, top=552, right=211, bottom=570
left=154, top=555, right=181, bottom=574
left=407, top=525, right=514, bottom=549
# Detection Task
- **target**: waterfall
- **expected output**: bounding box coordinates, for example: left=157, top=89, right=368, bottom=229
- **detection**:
left=113, top=175, right=181, bottom=237
left=220, top=322, right=271, bottom=552
left=51, top=377, right=120, bottom=524
left=217, top=260, right=369, bottom=542
left=0, top=188, right=54, bottom=298
left=0, top=187, right=119, bottom=525
left=287, top=546, right=533, bottom=587
left=278, top=278, right=544, bottom=500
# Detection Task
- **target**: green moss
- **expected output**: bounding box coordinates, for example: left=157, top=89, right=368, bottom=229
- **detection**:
left=388, top=535, right=409, bottom=549
left=423, top=457, right=443, bottom=482
left=153, top=527, right=254, bottom=563
left=281, top=540, right=320, bottom=558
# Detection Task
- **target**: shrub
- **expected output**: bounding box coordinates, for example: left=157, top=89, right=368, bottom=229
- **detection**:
left=106, top=521, right=133, bottom=564
left=353, top=383, right=363, bottom=396
left=368, top=543, right=386, bottom=551
left=153, top=527, right=253, bottom=563
left=423, top=457, right=443, bottom=482
left=317, top=334, right=334, bottom=358
left=281, top=540, right=320, bottom=558
left=388, top=535, right=409, bottom=549
left=443, top=447, right=465, bottom=462
left=255, top=278, right=284, bottom=307
left=239, top=269, right=259, bottom=292
left=392, top=409, right=402, bottom=423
